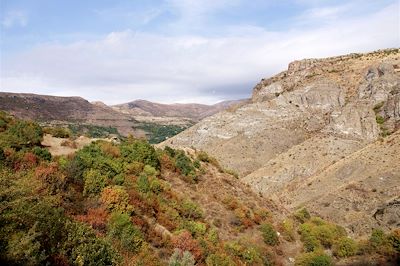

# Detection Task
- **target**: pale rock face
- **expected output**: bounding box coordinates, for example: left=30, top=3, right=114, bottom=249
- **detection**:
left=162, top=49, right=400, bottom=236
left=255, top=82, right=283, bottom=101
left=274, top=79, right=345, bottom=111
left=324, top=102, right=380, bottom=141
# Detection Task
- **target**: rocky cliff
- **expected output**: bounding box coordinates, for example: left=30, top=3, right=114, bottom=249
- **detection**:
left=162, top=49, right=400, bottom=236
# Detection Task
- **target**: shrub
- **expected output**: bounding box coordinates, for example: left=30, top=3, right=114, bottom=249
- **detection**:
left=137, top=174, right=151, bottom=194
left=35, top=163, right=66, bottom=194
left=376, top=115, right=385, bottom=124
left=83, top=169, right=107, bottom=196
left=63, top=220, right=120, bottom=265
left=101, top=186, right=133, bottom=213
left=333, top=237, right=358, bottom=257
left=205, top=253, right=234, bottom=266
left=43, top=126, right=71, bottom=138
left=369, top=228, right=387, bottom=248
left=32, top=147, right=52, bottom=161
left=180, top=200, right=203, bottom=220
left=302, top=233, right=321, bottom=252
left=164, top=146, right=176, bottom=158
left=175, top=151, right=194, bottom=176
left=388, top=229, right=400, bottom=253
left=112, top=174, right=125, bottom=186
left=172, top=231, right=202, bottom=261
left=120, top=140, right=159, bottom=169
left=169, top=249, right=195, bottom=266
left=260, top=223, right=279, bottom=246
left=142, top=164, right=158, bottom=177
left=150, top=178, right=164, bottom=194
left=281, top=219, right=295, bottom=241
left=224, top=240, right=265, bottom=265
left=295, top=208, right=311, bottom=223
left=0, top=120, right=43, bottom=149
left=224, top=169, right=239, bottom=179
left=299, top=217, right=346, bottom=250
left=107, top=212, right=143, bottom=252
left=181, top=221, right=207, bottom=238
left=124, top=161, right=144, bottom=175
left=295, top=251, right=332, bottom=266
left=99, top=141, right=120, bottom=158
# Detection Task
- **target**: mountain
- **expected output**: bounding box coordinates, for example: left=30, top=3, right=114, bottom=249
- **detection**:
left=0, top=92, right=141, bottom=136
left=0, top=93, right=245, bottom=140
left=112, top=99, right=247, bottom=125
left=161, top=48, right=400, bottom=237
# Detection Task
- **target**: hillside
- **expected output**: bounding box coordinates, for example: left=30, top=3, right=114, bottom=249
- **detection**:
left=2, top=112, right=398, bottom=265
left=0, top=92, right=140, bottom=136
left=0, top=93, right=245, bottom=142
left=112, top=99, right=247, bottom=125
left=161, top=49, right=400, bottom=237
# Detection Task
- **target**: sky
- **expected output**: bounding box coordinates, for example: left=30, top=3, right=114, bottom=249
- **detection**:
left=0, top=0, right=399, bottom=105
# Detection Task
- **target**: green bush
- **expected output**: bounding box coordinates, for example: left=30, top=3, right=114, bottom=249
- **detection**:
left=124, top=161, right=144, bottom=175
left=260, top=223, right=279, bottom=246
left=333, top=237, right=358, bottom=257
left=281, top=219, right=295, bottom=241
left=181, top=221, right=207, bottom=238
left=32, top=147, right=52, bottom=161
left=205, top=253, right=234, bottom=266
left=180, top=200, right=204, bottom=220
left=369, top=228, right=387, bottom=248
left=224, top=241, right=265, bottom=265
left=83, top=169, right=107, bottom=196
left=376, top=115, right=385, bottom=124
left=175, top=151, right=195, bottom=176
left=120, top=140, right=160, bottom=169
left=137, top=174, right=151, bottom=194
left=295, top=208, right=311, bottom=223
left=64, top=221, right=120, bottom=265
left=299, top=217, right=346, bottom=250
left=43, top=126, right=71, bottom=138
left=0, top=120, right=43, bottom=149
left=107, top=212, right=143, bottom=252
left=295, top=251, right=332, bottom=266
left=164, top=146, right=176, bottom=158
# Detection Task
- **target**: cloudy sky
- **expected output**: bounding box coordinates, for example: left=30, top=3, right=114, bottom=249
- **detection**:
left=0, top=0, right=399, bottom=104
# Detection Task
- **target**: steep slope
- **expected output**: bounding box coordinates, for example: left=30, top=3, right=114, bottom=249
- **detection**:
left=0, top=93, right=140, bottom=136
left=162, top=49, right=400, bottom=236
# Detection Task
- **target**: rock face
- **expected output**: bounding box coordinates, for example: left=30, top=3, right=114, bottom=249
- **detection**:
left=162, top=49, right=400, bottom=236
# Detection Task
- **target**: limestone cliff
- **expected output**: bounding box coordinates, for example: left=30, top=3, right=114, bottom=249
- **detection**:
left=162, top=49, right=400, bottom=236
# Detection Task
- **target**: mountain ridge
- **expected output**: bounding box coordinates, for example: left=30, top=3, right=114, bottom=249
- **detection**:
left=161, top=48, right=400, bottom=236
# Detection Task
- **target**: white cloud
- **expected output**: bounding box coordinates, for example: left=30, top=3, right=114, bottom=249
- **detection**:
left=1, top=2, right=399, bottom=104
left=2, top=10, right=28, bottom=28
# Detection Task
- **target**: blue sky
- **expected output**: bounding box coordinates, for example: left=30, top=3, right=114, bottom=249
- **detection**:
left=0, top=0, right=399, bottom=104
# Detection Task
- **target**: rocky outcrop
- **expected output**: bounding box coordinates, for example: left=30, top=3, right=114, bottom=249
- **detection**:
left=162, top=49, right=400, bottom=236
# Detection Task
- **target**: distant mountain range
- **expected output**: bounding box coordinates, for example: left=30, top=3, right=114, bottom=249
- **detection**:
left=0, top=92, right=246, bottom=137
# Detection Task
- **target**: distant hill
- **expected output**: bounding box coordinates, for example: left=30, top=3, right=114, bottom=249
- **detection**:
left=112, top=99, right=247, bottom=124
left=0, top=92, right=140, bottom=136
left=0, top=92, right=246, bottom=140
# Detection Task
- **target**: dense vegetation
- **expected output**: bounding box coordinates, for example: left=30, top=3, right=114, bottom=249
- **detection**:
left=43, top=124, right=121, bottom=139
left=0, top=112, right=276, bottom=265
left=0, top=111, right=398, bottom=265
left=134, top=122, right=190, bottom=144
